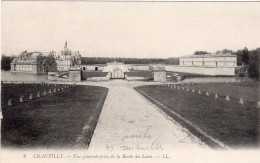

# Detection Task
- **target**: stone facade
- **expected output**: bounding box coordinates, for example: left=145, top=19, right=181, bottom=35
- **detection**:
left=10, top=51, right=57, bottom=74
left=153, top=70, right=166, bottom=82
left=54, top=41, right=81, bottom=71
left=179, top=53, right=237, bottom=67
left=10, top=41, right=81, bottom=73
left=69, top=67, right=82, bottom=82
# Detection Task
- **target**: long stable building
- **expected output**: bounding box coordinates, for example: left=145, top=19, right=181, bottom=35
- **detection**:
left=179, top=53, right=237, bottom=67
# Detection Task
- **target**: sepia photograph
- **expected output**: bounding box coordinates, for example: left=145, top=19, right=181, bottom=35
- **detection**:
left=0, top=0, right=259, bottom=162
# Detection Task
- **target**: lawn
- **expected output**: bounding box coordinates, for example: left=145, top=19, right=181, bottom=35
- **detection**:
left=1, top=83, right=63, bottom=107
left=1, top=84, right=108, bottom=148
left=185, top=82, right=259, bottom=103
left=135, top=84, right=259, bottom=148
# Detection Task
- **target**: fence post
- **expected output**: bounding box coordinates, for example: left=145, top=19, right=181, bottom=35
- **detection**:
left=257, top=101, right=260, bottom=109
left=226, top=95, right=230, bottom=101
left=29, top=93, right=33, bottom=100
left=20, top=96, right=24, bottom=103
left=239, top=98, right=244, bottom=105
left=8, top=99, right=12, bottom=106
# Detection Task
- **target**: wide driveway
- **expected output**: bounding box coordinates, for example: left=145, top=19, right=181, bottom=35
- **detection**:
left=82, top=80, right=207, bottom=152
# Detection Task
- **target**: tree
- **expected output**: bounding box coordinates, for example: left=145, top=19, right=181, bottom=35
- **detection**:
left=221, top=49, right=233, bottom=54
left=242, top=47, right=249, bottom=65
left=194, top=51, right=209, bottom=55
left=1, top=55, right=15, bottom=71
left=248, top=49, right=259, bottom=80
left=216, top=50, right=221, bottom=54
left=235, top=50, right=243, bottom=66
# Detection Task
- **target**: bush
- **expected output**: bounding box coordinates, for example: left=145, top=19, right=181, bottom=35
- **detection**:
left=235, top=66, right=248, bottom=77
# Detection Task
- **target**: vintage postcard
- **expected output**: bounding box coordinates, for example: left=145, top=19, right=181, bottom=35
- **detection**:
left=1, top=1, right=259, bottom=163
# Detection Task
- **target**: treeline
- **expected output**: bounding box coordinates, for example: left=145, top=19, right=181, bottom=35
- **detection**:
left=81, top=57, right=179, bottom=65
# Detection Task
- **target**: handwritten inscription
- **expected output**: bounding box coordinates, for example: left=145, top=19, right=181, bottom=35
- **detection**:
left=121, top=128, right=151, bottom=141
left=120, top=139, right=163, bottom=151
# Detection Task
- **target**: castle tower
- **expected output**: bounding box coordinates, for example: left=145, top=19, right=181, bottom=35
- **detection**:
left=64, top=40, right=68, bottom=53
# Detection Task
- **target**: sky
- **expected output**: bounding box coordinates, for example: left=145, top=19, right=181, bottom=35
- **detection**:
left=1, top=1, right=260, bottom=58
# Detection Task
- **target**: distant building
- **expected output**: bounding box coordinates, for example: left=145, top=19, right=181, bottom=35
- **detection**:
left=179, top=53, right=237, bottom=67
left=54, top=41, right=81, bottom=71
left=10, top=41, right=82, bottom=73
left=10, top=51, right=57, bottom=74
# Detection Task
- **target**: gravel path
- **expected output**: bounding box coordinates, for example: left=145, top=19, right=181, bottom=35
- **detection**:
left=82, top=80, right=207, bottom=151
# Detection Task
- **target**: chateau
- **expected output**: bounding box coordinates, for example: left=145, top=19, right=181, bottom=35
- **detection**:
left=10, top=51, right=57, bottom=74
left=53, top=41, right=81, bottom=71
left=10, top=41, right=81, bottom=74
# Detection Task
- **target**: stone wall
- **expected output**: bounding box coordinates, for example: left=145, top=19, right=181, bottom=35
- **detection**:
left=69, top=70, right=81, bottom=82
left=153, top=71, right=166, bottom=82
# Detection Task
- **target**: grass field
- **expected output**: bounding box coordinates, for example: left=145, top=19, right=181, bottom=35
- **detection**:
left=185, top=82, right=259, bottom=103
left=135, top=83, right=259, bottom=148
left=1, top=83, right=62, bottom=107
left=1, top=84, right=108, bottom=148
